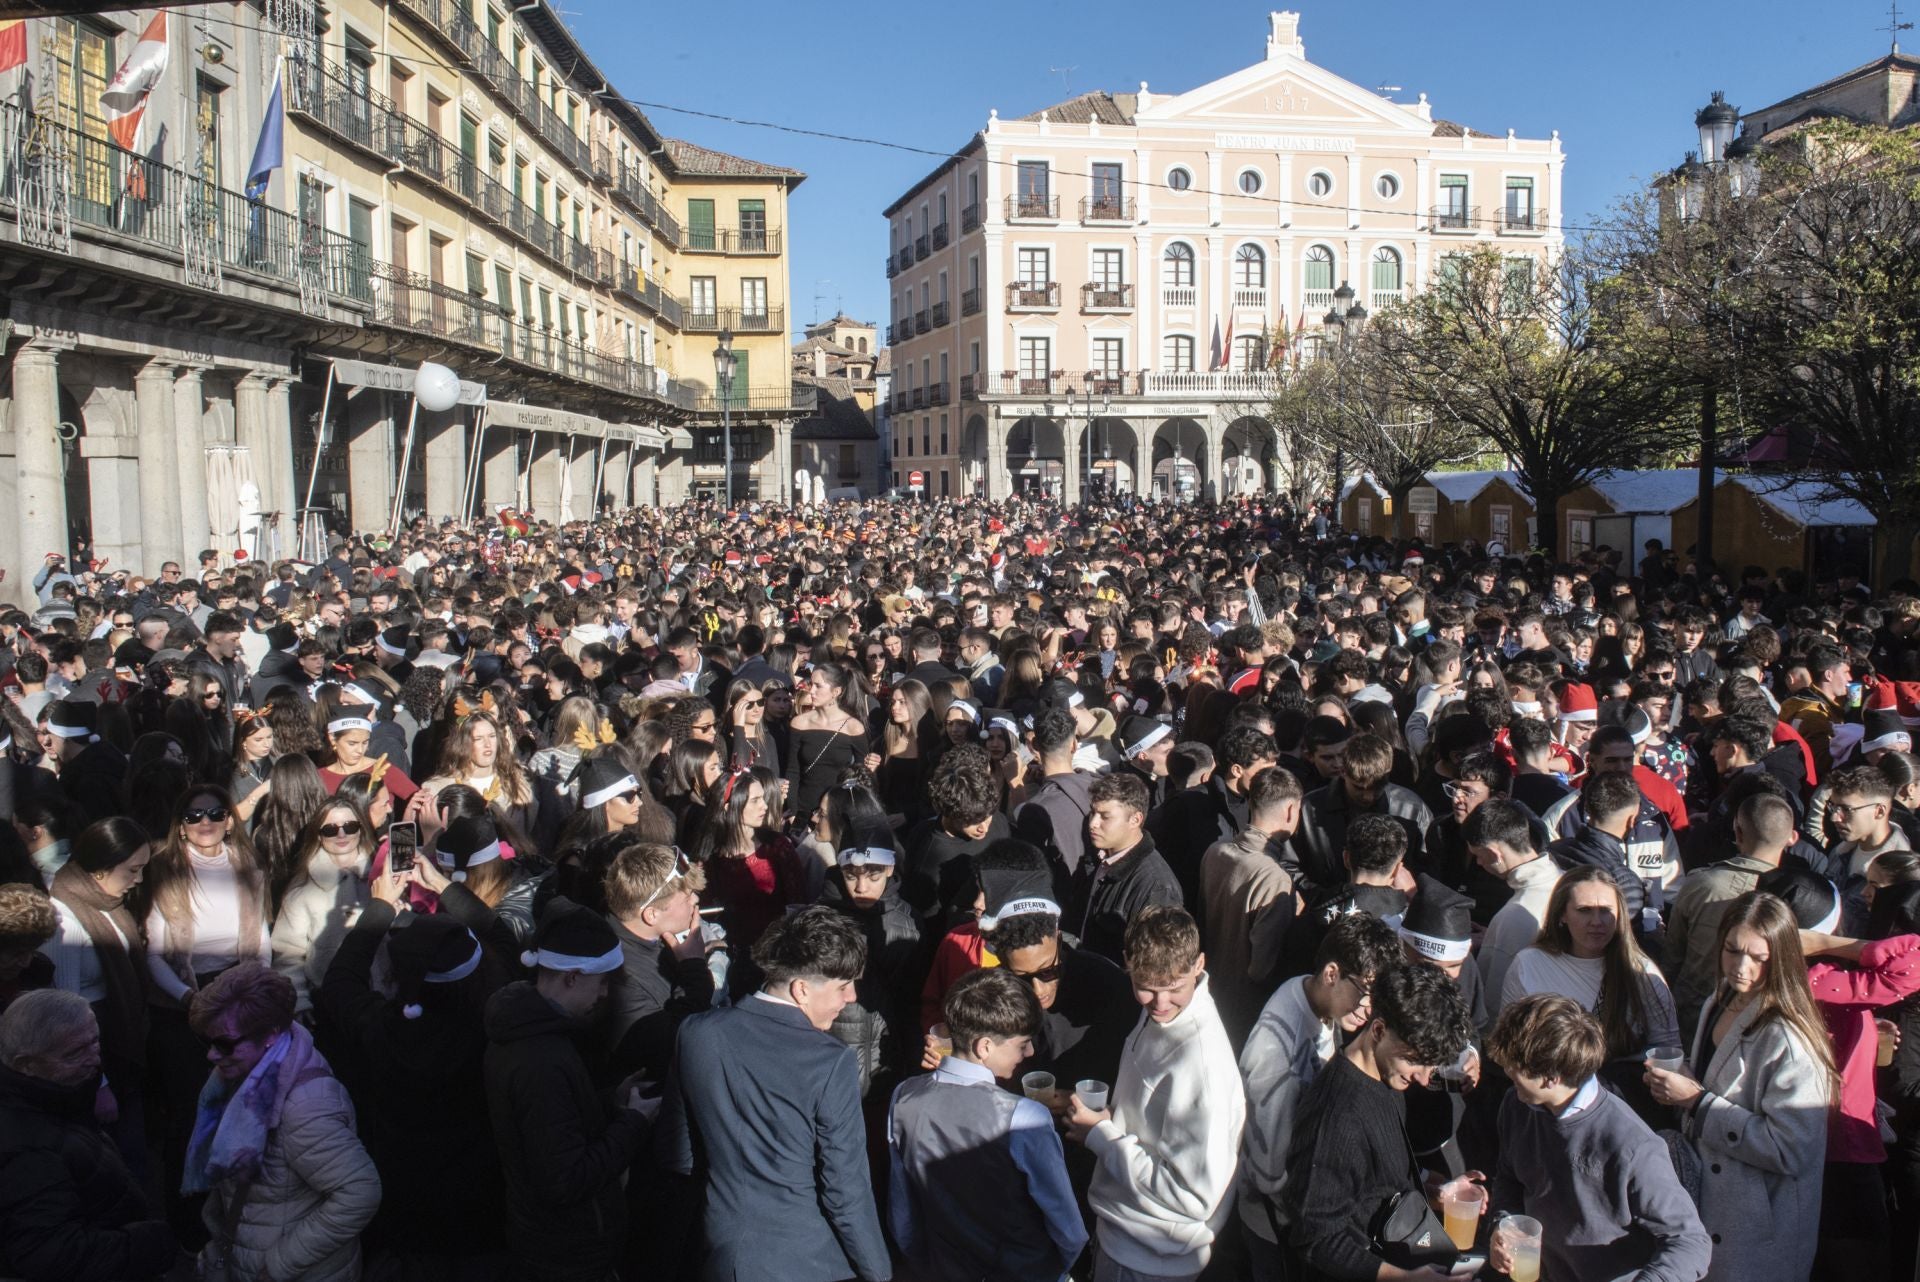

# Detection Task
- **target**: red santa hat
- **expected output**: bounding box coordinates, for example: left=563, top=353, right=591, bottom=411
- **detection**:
left=1557, top=682, right=1598, bottom=723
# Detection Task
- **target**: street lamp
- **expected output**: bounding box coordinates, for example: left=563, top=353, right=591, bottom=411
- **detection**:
left=712, top=329, right=735, bottom=507
left=1322, top=281, right=1367, bottom=522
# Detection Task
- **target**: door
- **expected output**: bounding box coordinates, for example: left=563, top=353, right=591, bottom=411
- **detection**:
left=738, top=198, right=766, bottom=251
left=1090, top=162, right=1122, bottom=212
left=726, top=348, right=749, bottom=408
left=687, top=198, right=715, bottom=251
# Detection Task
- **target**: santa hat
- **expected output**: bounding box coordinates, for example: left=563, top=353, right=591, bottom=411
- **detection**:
left=46, top=700, right=100, bottom=743
left=1557, top=683, right=1598, bottom=723
left=979, top=860, right=1062, bottom=931
left=1862, top=706, right=1912, bottom=756
left=1597, top=701, right=1653, bottom=746
left=387, top=915, right=483, bottom=1019
left=1756, top=867, right=1842, bottom=935
left=435, top=815, right=504, bottom=883
left=520, top=896, right=623, bottom=973
left=1396, top=877, right=1474, bottom=964
left=573, top=756, right=641, bottom=811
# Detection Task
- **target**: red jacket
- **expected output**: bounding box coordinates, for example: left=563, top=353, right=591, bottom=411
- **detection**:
left=1635, top=763, right=1690, bottom=832
left=1812, top=933, right=1920, bottom=1163
left=1772, top=721, right=1819, bottom=791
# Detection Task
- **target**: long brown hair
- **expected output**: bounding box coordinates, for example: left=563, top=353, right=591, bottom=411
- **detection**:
left=283, top=794, right=375, bottom=896
left=434, top=710, right=532, bottom=806
left=1530, top=866, right=1657, bottom=1057
left=1715, top=892, right=1840, bottom=1093
left=143, top=784, right=266, bottom=974
left=883, top=679, right=932, bottom=757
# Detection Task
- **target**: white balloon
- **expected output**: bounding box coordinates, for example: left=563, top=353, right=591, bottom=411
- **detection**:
left=414, top=361, right=462, bottom=413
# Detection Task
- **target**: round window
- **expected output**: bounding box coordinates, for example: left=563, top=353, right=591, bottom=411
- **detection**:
left=1167, top=167, right=1192, bottom=192
left=1376, top=173, right=1401, bottom=200
left=1306, top=171, right=1333, bottom=198
left=1237, top=169, right=1263, bottom=195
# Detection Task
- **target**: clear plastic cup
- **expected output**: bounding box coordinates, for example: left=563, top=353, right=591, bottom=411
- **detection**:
left=1441, top=1182, right=1484, bottom=1251
left=1021, top=1070, right=1055, bottom=1102
left=1075, top=1078, right=1109, bottom=1112
left=1498, top=1214, right=1543, bottom=1282
left=929, top=1023, right=952, bottom=1060
left=1646, top=1044, right=1684, bottom=1072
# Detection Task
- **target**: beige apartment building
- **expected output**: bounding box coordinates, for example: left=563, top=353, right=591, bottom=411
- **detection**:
left=881, top=10, right=1563, bottom=501
left=0, top=0, right=803, bottom=602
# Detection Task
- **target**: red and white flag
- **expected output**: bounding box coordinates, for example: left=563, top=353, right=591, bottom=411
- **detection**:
left=1218, top=310, right=1235, bottom=370
left=100, top=11, right=169, bottom=152
left=0, top=19, right=27, bottom=75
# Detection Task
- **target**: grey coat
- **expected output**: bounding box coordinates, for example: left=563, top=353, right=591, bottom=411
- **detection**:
left=1686, top=995, right=1829, bottom=1282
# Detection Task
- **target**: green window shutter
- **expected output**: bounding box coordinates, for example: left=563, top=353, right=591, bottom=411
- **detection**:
left=687, top=199, right=715, bottom=250
left=459, top=115, right=478, bottom=162
left=728, top=348, right=748, bottom=407
left=495, top=265, right=513, bottom=314
left=539, top=289, right=552, bottom=329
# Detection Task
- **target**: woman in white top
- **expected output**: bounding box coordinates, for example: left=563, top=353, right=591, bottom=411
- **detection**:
left=142, top=784, right=271, bottom=1229
left=270, top=794, right=377, bottom=1013
left=44, top=816, right=154, bottom=1177
left=1502, top=865, right=1682, bottom=1115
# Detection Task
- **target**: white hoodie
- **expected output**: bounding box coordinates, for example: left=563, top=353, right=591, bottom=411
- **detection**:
left=1086, top=973, right=1247, bottom=1276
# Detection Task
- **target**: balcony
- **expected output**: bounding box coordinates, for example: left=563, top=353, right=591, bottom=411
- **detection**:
left=931, top=221, right=950, bottom=250
left=977, top=371, right=1066, bottom=396
left=1431, top=204, right=1479, bottom=232
left=910, top=388, right=927, bottom=410
left=888, top=321, right=912, bottom=346
left=1162, top=285, right=1198, bottom=310
left=1371, top=289, right=1404, bottom=312
left=932, top=300, right=950, bottom=327
left=959, top=374, right=976, bottom=400
left=898, top=247, right=913, bottom=272
left=0, top=100, right=368, bottom=309
left=961, top=286, right=981, bottom=316
left=692, top=384, right=818, bottom=416
left=914, top=309, right=931, bottom=335
left=1079, top=195, right=1135, bottom=223
left=886, top=252, right=899, bottom=279
left=961, top=202, right=981, bottom=233
left=1081, top=283, right=1134, bottom=312
left=915, top=233, right=930, bottom=259
left=1005, top=193, right=1060, bottom=223
left=680, top=305, right=784, bottom=334
left=1501, top=206, right=1548, bottom=234
left=1141, top=370, right=1281, bottom=396
left=1303, top=288, right=1335, bottom=315
left=1085, top=372, right=1130, bottom=397
left=928, top=381, right=950, bottom=406
left=611, top=164, right=680, bottom=247
left=1007, top=281, right=1061, bottom=311
left=684, top=226, right=782, bottom=255
left=1232, top=286, right=1269, bottom=312
left=616, top=264, right=673, bottom=321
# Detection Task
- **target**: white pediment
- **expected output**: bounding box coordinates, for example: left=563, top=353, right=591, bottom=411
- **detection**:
left=1137, top=47, right=1432, bottom=137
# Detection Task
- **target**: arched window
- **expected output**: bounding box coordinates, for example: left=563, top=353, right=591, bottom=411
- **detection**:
left=1371, top=246, right=1403, bottom=307
left=1233, top=334, right=1267, bottom=371
left=1233, top=243, right=1266, bottom=289
left=1162, top=334, right=1196, bottom=372
left=1162, top=242, right=1195, bottom=287
left=1303, top=245, right=1336, bottom=311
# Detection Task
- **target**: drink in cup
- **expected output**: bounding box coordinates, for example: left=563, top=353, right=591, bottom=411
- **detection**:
left=1021, top=1071, right=1056, bottom=1105
left=1441, top=1182, right=1484, bottom=1251
left=929, top=1023, right=953, bottom=1060
left=1499, top=1214, right=1543, bottom=1282
left=1076, top=1079, right=1109, bottom=1112
left=1646, top=1045, right=1684, bottom=1072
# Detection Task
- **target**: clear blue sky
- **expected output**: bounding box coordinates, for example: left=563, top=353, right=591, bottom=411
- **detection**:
left=567, top=0, right=1899, bottom=337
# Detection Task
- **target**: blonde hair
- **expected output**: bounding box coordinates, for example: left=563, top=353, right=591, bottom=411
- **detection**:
left=603, top=842, right=707, bottom=919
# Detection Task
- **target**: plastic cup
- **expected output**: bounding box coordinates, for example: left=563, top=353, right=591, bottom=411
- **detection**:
left=1441, top=1183, right=1484, bottom=1251
left=1646, top=1045, right=1684, bottom=1072
left=929, top=1023, right=953, bottom=1060
left=1021, top=1070, right=1055, bottom=1102
left=1498, top=1214, right=1543, bottom=1282
left=1075, top=1078, right=1109, bottom=1112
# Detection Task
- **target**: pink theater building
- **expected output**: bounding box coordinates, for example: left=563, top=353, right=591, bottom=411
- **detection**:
left=881, top=10, right=1563, bottom=501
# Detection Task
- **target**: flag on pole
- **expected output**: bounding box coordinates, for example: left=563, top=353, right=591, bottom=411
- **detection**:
left=99, top=10, right=169, bottom=152
left=1219, top=310, right=1235, bottom=370
left=0, top=20, right=27, bottom=75
left=246, top=62, right=285, bottom=200
left=1208, top=317, right=1222, bottom=371
left=1272, top=306, right=1291, bottom=369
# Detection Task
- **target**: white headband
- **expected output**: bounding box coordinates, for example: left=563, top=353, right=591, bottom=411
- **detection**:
left=948, top=702, right=980, bottom=723
left=376, top=634, right=408, bottom=657
left=582, top=774, right=640, bottom=810
left=1125, top=722, right=1172, bottom=759
left=342, top=684, right=379, bottom=708
left=425, top=939, right=484, bottom=984
left=1400, top=926, right=1473, bottom=964
left=518, top=944, right=624, bottom=974
left=328, top=717, right=375, bottom=735
left=979, top=896, right=1062, bottom=930
left=437, top=839, right=502, bottom=882
left=46, top=722, right=95, bottom=740
left=838, top=846, right=897, bottom=868
left=988, top=716, right=1020, bottom=738
left=1512, top=700, right=1542, bottom=715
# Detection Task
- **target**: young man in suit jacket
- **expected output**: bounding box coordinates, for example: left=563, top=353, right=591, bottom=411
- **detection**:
left=657, top=906, right=892, bottom=1282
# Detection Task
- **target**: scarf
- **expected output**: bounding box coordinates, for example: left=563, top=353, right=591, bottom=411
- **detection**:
left=49, top=861, right=150, bottom=1068
left=181, top=1020, right=327, bottom=1194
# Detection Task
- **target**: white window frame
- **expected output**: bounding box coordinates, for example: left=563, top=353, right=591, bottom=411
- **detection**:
left=1235, top=166, right=1264, bottom=195
left=1165, top=164, right=1194, bottom=192
left=1305, top=169, right=1334, bottom=199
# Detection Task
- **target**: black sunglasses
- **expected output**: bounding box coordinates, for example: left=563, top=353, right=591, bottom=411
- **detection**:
left=616, top=789, right=642, bottom=806
left=1010, top=962, right=1064, bottom=985
left=183, top=806, right=230, bottom=825
left=202, top=1033, right=248, bottom=1056
left=318, top=821, right=364, bottom=838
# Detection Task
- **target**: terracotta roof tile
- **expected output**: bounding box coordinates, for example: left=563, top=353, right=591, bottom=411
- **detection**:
left=660, top=138, right=805, bottom=181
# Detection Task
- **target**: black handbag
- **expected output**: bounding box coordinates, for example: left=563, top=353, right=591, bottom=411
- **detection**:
left=1370, top=1188, right=1459, bottom=1270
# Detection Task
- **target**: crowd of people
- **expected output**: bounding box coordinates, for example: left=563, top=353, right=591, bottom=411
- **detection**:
left=0, top=490, right=1917, bottom=1282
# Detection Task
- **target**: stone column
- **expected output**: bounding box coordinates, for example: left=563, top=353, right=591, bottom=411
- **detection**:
left=482, top=426, right=519, bottom=515
left=528, top=434, right=563, bottom=519
left=135, top=359, right=182, bottom=571
left=174, top=366, right=210, bottom=559
left=1203, top=419, right=1224, bottom=503
left=234, top=373, right=276, bottom=557
left=345, top=387, right=395, bottom=536
left=1061, top=419, right=1082, bottom=505
left=986, top=416, right=1008, bottom=502
left=567, top=435, right=598, bottom=522
left=267, top=378, right=298, bottom=554
left=772, top=421, right=794, bottom=504
left=601, top=439, right=632, bottom=513
left=13, top=344, right=68, bottom=598
left=1135, top=422, right=1154, bottom=500
left=422, top=409, right=466, bottom=522
left=83, top=430, right=142, bottom=573
left=633, top=449, right=657, bottom=508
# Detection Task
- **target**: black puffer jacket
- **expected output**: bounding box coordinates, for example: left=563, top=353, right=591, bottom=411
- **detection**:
left=0, top=1063, right=176, bottom=1282
left=816, top=872, right=925, bottom=1097
left=484, top=981, right=649, bottom=1280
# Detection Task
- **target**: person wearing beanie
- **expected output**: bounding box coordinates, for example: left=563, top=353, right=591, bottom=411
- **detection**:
left=1397, top=877, right=1488, bottom=1175
left=485, top=897, right=650, bottom=1282
left=45, top=699, right=127, bottom=820
left=245, top=620, right=305, bottom=704
left=317, top=873, right=509, bottom=1271
left=815, top=829, right=923, bottom=1099
left=657, top=906, right=891, bottom=1282
left=1554, top=681, right=1600, bottom=765
left=372, top=625, right=414, bottom=684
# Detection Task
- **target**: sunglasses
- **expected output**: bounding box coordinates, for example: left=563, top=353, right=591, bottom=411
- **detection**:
left=740, top=699, right=764, bottom=709
left=202, top=1033, right=250, bottom=1056
left=318, top=821, right=364, bottom=838
left=615, top=789, right=642, bottom=806
left=183, top=806, right=230, bottom=825
left=1010, top=961, right=1064, bottom=986
left=636, top=848, right=693, bottom=913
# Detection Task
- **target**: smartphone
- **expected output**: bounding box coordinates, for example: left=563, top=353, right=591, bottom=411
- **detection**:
left=388, top=822, right=419, bottom=874
left=1449, top=1252, right=1487, bottom=1277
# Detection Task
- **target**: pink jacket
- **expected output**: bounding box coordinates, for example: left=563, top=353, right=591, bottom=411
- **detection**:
left=1811, top=933, right=1920, bottom=1163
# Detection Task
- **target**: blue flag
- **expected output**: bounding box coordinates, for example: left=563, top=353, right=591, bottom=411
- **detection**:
left=245, top=64, right=284, bottom=201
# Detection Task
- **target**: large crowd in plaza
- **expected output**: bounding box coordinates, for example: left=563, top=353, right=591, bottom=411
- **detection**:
left=0, top=488, right=1917, bottom=1282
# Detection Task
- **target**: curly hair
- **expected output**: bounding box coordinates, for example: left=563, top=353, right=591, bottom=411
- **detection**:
left=1371, top=959, right=1473, bottom=1068
left=926, top=745, right=998, bottom=828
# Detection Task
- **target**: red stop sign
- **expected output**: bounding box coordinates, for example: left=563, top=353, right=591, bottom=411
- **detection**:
left=908, top=470, right=925, bottom=488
